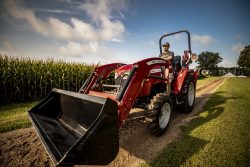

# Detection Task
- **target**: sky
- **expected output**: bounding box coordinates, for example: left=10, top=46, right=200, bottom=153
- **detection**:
left=0, top=0, right=249, bottom=67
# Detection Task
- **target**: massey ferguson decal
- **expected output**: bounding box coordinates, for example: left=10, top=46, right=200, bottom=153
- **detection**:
left=150, top=68, right=162, bottom=73
left=146, top=60, right=166, bottom=65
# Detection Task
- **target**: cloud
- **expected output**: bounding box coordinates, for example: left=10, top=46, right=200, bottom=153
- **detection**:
left=79, top=0, right=128, bottom=22
left=58, top=41, right=98, bottom=56
left=231, top=43, right=244, bottom=53
left=147, top=40, right=157, bottom=47
left=3, top=0, right=126, bottom=42
left=174, top=34, right=181, bottom=39
left=220, top=59, right=235, bottom=67
left=70, top=18, right=98, bottom=41
left=118, top=12, right=126, bottom=19
left=0, top=38, right=32, bottom=58
left=1, top=39, right=16, bottom=51
left=78, top=0, right=126, bottom=41
left=55, top=0, right=82, bottom=5
left=234, top=34, right=243, bottom=40
left=57, top=41, right=121, bottom=64
left=111, top=38, right=123, bottom=43
left=35, top=8, right=78, bottom=14
left=48, top=18, right=73, bottom=39
left=99, top=15, right=125, bottom=41
left=192, top=34, right=214, bottom=45
left=4, top=0, right=48, bottom=36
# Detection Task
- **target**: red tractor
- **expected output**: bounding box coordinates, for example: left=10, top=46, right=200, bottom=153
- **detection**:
left=28, top=30, right=198, bottom=166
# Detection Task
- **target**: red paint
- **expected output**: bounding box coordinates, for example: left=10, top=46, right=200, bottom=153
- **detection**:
left=81, top=57, right=197, bottom=125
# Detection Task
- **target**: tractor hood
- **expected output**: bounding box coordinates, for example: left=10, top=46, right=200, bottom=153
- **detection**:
left=115, top=64, right=133, bottom=76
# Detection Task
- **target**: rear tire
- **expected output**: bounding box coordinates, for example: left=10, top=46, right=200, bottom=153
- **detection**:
left=147, top=93, right=172, bottom=136
left=180, top=74, right=195, bottom=113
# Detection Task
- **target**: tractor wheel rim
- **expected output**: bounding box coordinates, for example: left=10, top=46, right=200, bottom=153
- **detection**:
left=159, top=103, right=171, bottom=129
left=188, top=82, right=195, bottom=106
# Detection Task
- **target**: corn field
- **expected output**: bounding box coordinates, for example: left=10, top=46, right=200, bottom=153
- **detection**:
left=0, top=55, right=94, bottom=103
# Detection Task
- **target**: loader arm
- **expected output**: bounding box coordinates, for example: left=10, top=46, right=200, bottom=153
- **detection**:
left=116, top=57, right=169, bottom=124
left=80, top=63, right=125, bottom=94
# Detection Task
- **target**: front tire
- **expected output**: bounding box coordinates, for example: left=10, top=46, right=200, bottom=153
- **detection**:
left=147, top=93, right=172, bottom=136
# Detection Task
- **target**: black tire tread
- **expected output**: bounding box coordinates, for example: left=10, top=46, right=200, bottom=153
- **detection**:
left=180, top=74, right=196, bottom=113
left=147, top=93, right=172, bottom=136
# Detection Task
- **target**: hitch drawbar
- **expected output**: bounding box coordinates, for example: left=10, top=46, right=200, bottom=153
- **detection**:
left=28, top=88, right=119, bottom=166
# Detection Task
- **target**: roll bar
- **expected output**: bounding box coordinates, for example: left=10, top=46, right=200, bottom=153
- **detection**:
left=159, top=30, right=192, bottom=55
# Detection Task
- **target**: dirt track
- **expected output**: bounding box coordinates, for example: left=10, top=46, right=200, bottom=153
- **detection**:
left=0, top=78, right=226, bottom=167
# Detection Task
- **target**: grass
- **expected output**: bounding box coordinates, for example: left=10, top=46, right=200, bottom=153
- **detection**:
left=197, top=76, right=219, bottom=85
left=0, top=101, right=38, bottom=133
left=142, top=78, right=250, bottom=167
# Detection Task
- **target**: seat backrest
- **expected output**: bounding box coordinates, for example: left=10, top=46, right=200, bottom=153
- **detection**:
left=173, top=56, right=181, bottom=72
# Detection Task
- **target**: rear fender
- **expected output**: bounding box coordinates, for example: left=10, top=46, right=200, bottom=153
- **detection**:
left=187, top=69, right=198, bottom=85
left=172, top=68, right=189, bottom=94
left=192, top=70, right=198, bottom=84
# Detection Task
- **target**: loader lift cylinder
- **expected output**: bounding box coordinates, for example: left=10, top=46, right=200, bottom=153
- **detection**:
left=117, top=66, right=138, bottom=101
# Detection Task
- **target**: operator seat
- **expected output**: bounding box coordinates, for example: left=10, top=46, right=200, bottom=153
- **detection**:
left=173, top=55, right=181, bottom=72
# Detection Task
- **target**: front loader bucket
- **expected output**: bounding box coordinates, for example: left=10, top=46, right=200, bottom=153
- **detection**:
left=28, top=88, right=119, bottom=166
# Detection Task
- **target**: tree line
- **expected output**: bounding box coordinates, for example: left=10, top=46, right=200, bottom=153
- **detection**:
left=196, top=45, right=250, bottom=76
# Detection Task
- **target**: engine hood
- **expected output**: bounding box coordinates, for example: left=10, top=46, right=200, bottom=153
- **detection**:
left=115, top=64, right=133, bottom=76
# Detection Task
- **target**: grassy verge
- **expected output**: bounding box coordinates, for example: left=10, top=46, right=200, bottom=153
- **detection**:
left=197, top=76, right=219, bottom=85
left=142, top=78, right=250, bottom=167
left=0, top=101, right=38, bottom=133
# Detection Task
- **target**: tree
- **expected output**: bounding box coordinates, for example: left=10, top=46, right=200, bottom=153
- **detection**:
left=238, top=45, right=250, bottom=68
left=196, top=51, right=223, bottom=70
left=238, top=45, right=250, bottom=76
